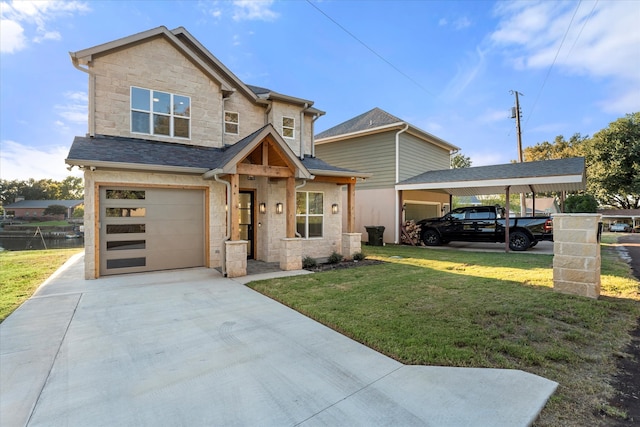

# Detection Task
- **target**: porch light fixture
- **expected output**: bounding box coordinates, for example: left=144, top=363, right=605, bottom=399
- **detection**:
left=332, top=203, right=339, bottom=214
left=275, top=202, right=283, bottom=214
left=259, top=202, right=266, bottom=214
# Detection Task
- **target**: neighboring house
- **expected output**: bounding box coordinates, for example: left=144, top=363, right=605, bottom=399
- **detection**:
left=315, top=108, right=459, bottom=243
left=3, top=200, right=83, bottom=220
left=65, top=26, right=368, bottom=279
left=599, top=209, right=640, bottom=231
left=525, top=197, right=561, bottom=215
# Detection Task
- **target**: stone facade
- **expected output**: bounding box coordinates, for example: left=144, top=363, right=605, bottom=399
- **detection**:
left=225, top=240, right=248, bottom=278
left=280, top=238, right=302, bottom=271
left=553, top=213, right=601, bottom=299
left=341, top=233, right=362, bottom=260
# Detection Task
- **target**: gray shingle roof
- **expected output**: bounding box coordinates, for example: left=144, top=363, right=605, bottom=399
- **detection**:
left=397, top=157, right=587, bottom=196
left=66, top=135, right=224, bottom=170
left=65, top=132, right=364, bottom=177
left=5, top=200, right=83, bottom=209
left=315, top=107, right=402, bottom=139
left=399, top=158, right=585, bottom=185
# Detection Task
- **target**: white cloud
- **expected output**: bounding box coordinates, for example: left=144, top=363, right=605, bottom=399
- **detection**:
left=232, top=0, right=278, bottom=22
left=491, top=0, right=640, bottom=114
left=55, top=91, right=88, bottom=125
left=0, top=18, right=26, bottom=53
left=0, top=139, right=82, bottom=181
left=0, top=0, right=89, bottom=53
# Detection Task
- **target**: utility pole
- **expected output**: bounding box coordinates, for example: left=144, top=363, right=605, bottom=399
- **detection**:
left=510, top=90, right=526, bottom=216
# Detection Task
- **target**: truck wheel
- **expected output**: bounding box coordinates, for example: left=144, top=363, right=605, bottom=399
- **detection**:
left=422, top=229, right=442, bottom=246
left=509, top=231, right=531, bottom=251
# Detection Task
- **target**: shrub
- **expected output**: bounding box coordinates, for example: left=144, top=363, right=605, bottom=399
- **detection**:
left=353, top=252, right=366, bottom=261
left=327, top=251, right=344, bottom=264
left=302, top=256, right=317, bottom=269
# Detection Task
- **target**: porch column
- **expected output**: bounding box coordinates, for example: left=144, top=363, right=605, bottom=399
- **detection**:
left=347, top=182, right=356, bottom=233
left=230, top=173, right=240, bottom=240
left=280, top=237, right=302, bottom=270
left=286, top=176, right=296, bottom=238
left=342, top=233, right=361, bottom=260
left=225, top=240, right=247, bottom=278
left=553, top=213, right=601, bottom=299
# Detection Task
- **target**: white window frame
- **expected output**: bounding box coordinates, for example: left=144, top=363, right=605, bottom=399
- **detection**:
left=282, top=116, right=295, bottom=139
left=130, top=86, right=191, bottom=139
left=296, top=191, right=324, bottom=239
left=224, top=111, right=239, bottom=135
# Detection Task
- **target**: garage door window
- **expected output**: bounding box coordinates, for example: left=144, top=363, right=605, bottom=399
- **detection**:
left=106, top=189, right=145, bottom=200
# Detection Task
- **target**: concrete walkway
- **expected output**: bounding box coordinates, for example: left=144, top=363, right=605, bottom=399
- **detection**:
left=1, top=254, right=557, bottom=426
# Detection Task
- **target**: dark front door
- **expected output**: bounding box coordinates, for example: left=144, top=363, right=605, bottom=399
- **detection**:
left=239, top=191, right=255, bottom=259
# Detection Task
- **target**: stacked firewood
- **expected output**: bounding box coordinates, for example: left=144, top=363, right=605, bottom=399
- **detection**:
left=401, top=220, right=423, bottom=246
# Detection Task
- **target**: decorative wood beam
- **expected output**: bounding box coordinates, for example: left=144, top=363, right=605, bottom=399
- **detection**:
left=312, top=176, right=357, bottom=185
left=230, top=173, right=240, bottom=241
left=347, top=182, right=356, bottom=233
left=286, top=176, right=296, bottom=238
left=236, top=163, right=293, bottom=178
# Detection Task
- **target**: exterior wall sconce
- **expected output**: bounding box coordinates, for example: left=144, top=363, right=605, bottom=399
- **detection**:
left=332, top=203, right=339, bottom=214
left=259, top=202, right=266, bottom=214
left=275, top=202, right=283, bottom=214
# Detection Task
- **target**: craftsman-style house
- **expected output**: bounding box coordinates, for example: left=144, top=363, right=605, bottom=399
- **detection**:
left=65, top=26, right=368, bottom=279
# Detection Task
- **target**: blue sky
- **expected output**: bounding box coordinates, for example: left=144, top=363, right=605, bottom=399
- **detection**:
left=1, top=0, right=639, bottom=181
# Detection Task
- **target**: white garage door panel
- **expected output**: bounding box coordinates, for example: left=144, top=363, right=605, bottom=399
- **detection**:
left=100, top=187, right=205, bottom=276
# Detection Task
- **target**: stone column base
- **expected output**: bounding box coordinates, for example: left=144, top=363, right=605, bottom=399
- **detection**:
left=225, top=240, right=247, bottom=278
left=552, top=213, right=601, bottom=299
left=280, top=238, right=302, bottom=271
left=342, top=233, right=362, bottom=260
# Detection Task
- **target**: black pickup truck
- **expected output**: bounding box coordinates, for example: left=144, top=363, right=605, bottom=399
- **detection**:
left=416, top=205, right=553, bottom=251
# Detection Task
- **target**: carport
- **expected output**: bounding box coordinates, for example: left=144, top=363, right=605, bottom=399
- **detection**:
left=395, top=157, right=587, bottom=252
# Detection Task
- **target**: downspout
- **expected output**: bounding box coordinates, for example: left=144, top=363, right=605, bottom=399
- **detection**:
left=264, top=101, right=272, bottom=126
left=311, top=113, right=321, bottom=158
left=294, top=179, right=307, bottom=237
left=300, top=103, right=308, bottom=160
left=70, top=55, right=95, bottom=137
left=394, top=123, right=409, bottom=244
left=213, top=174, right=231, bottom=276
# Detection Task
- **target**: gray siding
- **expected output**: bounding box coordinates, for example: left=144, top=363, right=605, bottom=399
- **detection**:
left=315, top=131, right=396, bottom=189
left=398, top=133, right=451, bottom=182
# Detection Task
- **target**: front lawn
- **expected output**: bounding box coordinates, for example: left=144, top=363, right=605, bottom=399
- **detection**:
left=0, top=248, right=83, bottom=322
left=248, top=241, right=640, bottom=426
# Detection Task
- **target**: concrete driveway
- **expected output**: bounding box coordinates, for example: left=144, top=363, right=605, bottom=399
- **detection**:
left=1, top=253, right=557, bottom=426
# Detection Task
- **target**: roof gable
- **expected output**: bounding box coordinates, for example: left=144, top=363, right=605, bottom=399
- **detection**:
left=315, top=107, right=458, bottom=151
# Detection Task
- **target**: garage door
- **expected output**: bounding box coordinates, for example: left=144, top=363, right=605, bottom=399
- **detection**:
left=100, top=187, right=205, bottom=276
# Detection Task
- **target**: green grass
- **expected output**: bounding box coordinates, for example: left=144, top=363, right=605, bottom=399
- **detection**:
left=0, top=248, right=83, bottom=322
left=249, top=242, right=640, bottom=426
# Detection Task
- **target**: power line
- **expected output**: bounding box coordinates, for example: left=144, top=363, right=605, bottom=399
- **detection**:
left=524, top=0, right=584, bottom=130
left=305, top=0, right=436, bottom=97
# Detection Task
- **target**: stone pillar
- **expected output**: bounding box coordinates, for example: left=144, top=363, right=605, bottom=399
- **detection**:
left=225, top=240, right=247, bottom=278
left=553, top=214, right=601, bottom=299
left=280, top=238, right=302, bottom=271
left=342, top=233, right=362, bottom=260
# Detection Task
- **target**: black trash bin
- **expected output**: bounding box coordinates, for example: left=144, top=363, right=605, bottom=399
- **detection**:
left=364, top=226, right=385, bottom=246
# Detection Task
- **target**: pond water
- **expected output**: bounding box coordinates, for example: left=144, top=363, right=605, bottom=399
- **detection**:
left=0, top=236, right=85, bottom=251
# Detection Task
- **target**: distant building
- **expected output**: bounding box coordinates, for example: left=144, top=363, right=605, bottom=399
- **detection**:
left=525, top=198, right=561, bottom=215
left=3, top=200, right=84, bottom=220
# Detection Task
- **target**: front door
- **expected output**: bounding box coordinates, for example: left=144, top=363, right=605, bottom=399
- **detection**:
left=239, top=191, right=254, bottom=259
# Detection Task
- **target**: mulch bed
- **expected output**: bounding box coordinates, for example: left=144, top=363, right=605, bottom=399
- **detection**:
left=304, top=259, right=383, bottom=272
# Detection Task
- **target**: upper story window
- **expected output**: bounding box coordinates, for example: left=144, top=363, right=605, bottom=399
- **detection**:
left=296, top=191, right=323, bottom=238
left=224, top=111, right=239, bottom=135
left=282, top=116, right=295, bottom=139
left=131, top=87, right=190, bottom=139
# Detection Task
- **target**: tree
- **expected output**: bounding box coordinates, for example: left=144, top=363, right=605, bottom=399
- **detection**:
left=523, top=133, right=587, bottom=162
left=585, top=113, right=640, bottom=209
left=451, top=153, right=472, bottom=169
left=564, top=194, right=598, bottom=213
left=0, top=176, right=83, bottom=205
